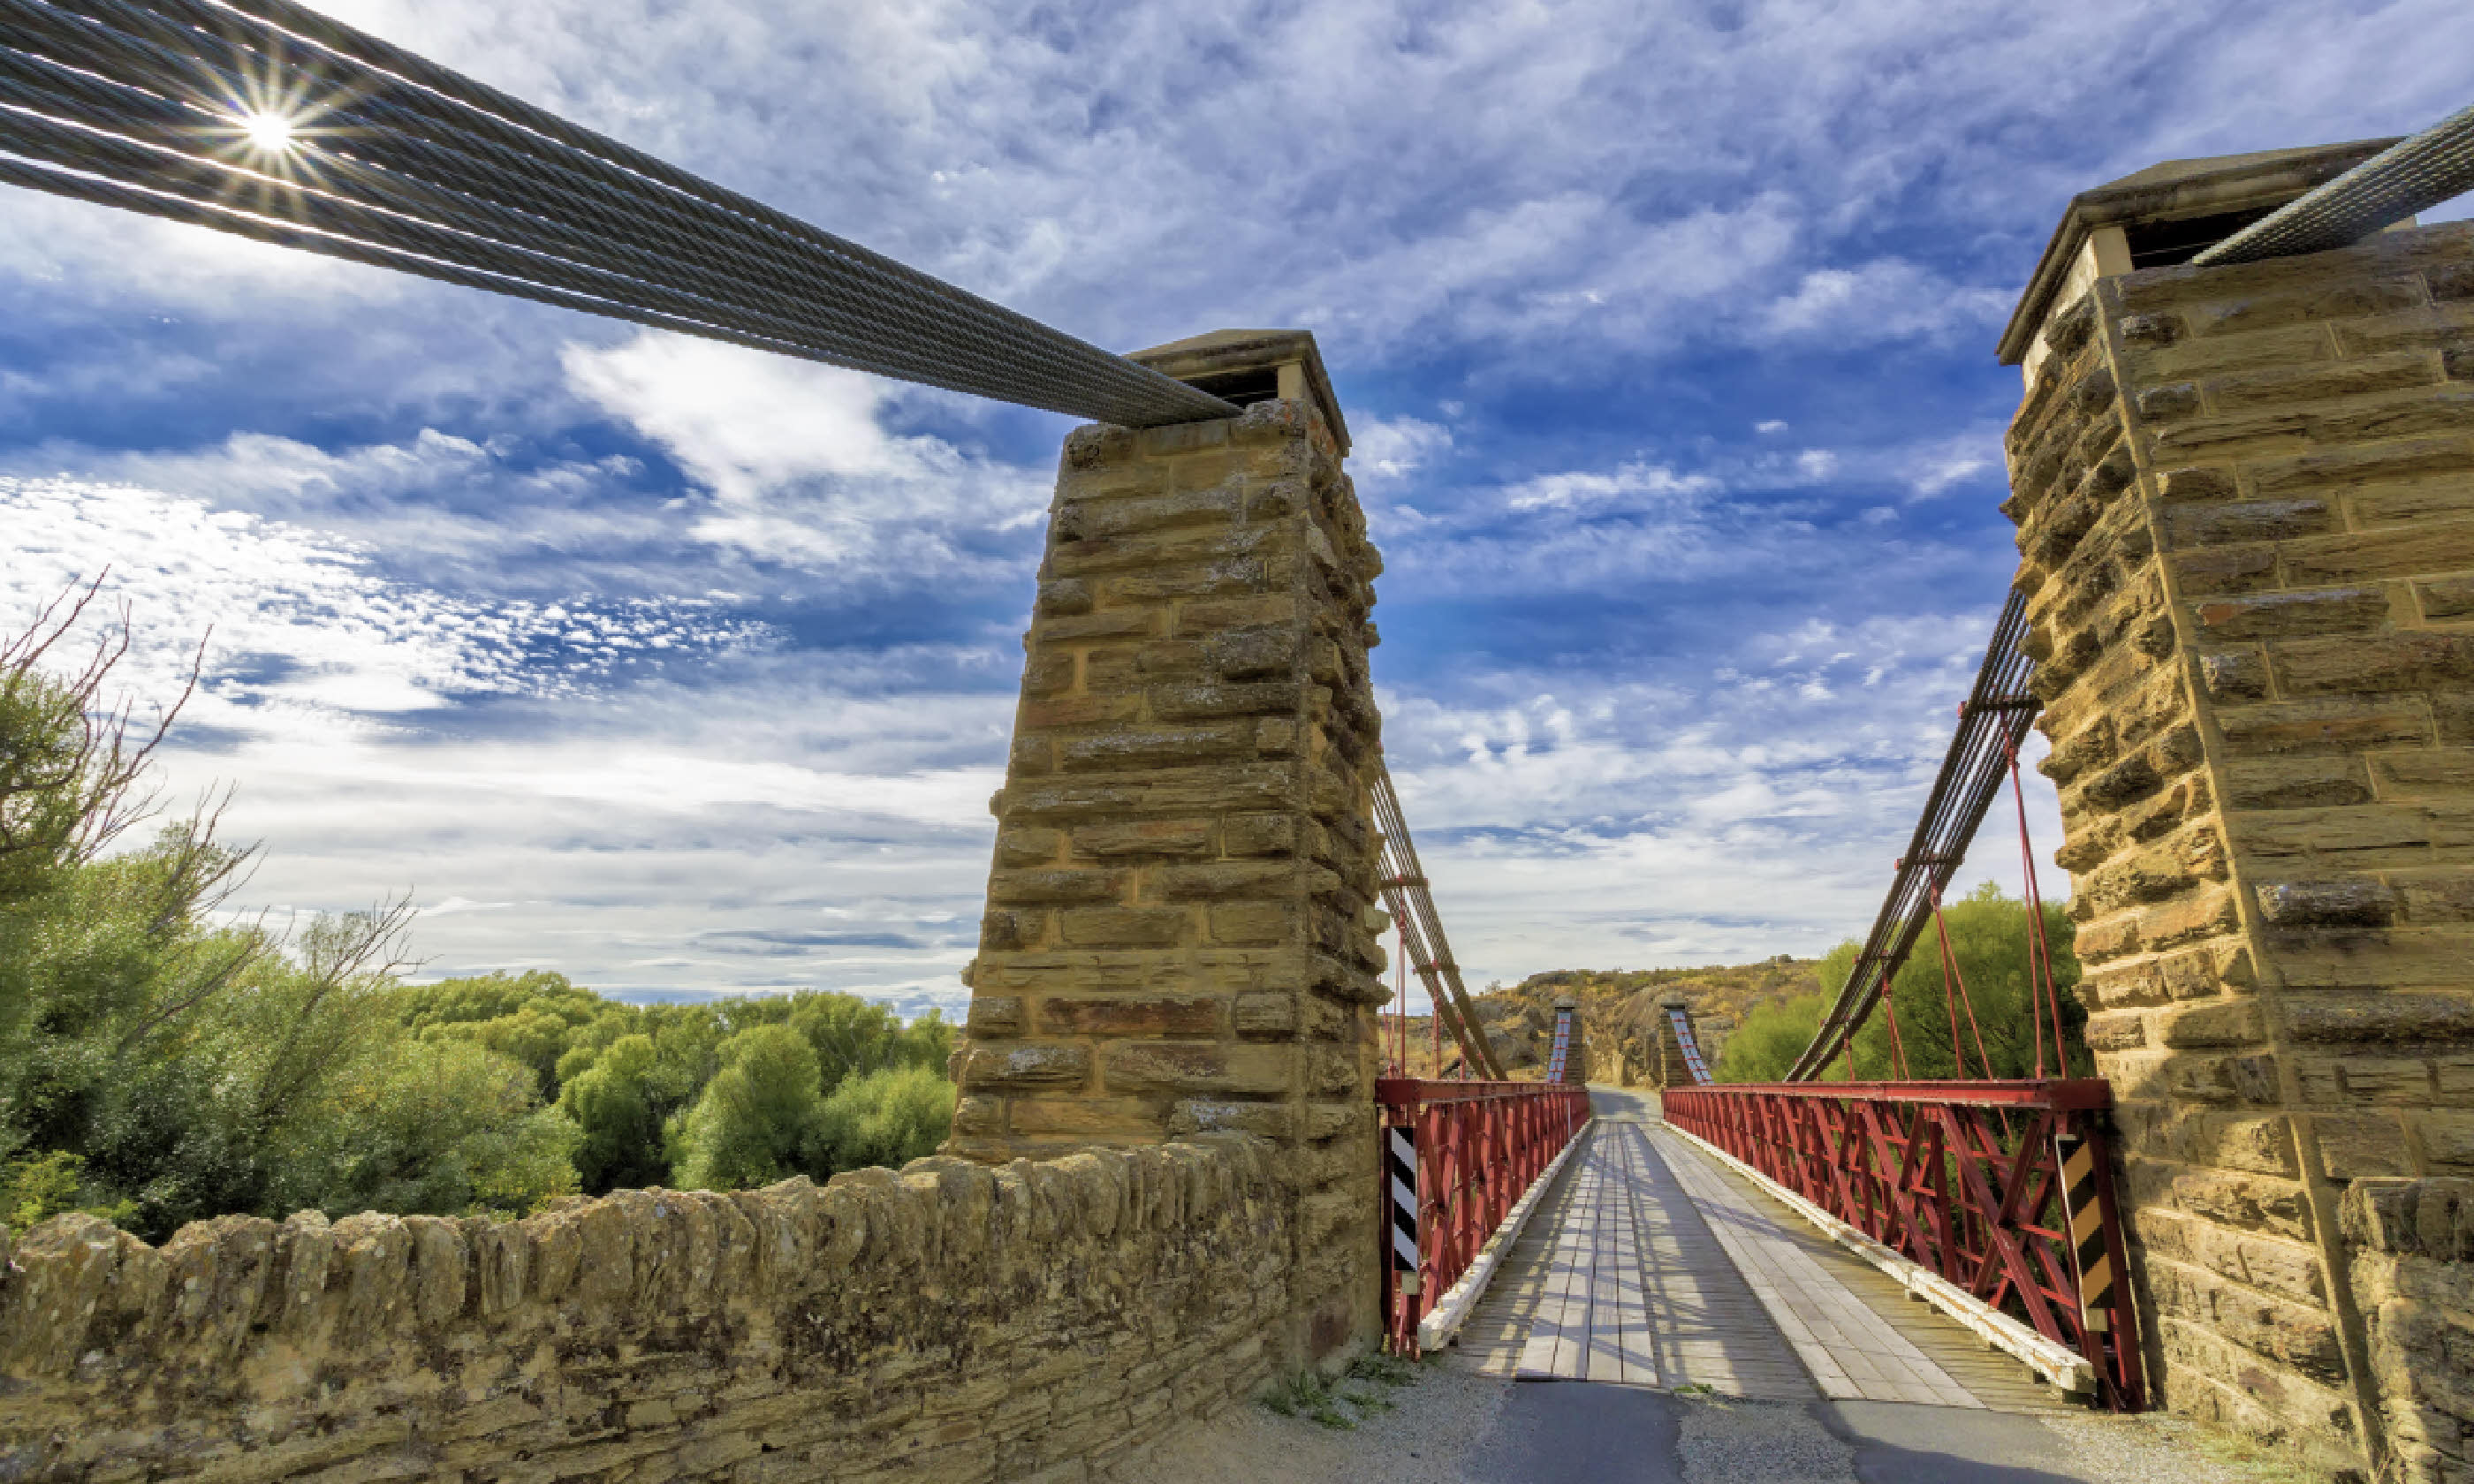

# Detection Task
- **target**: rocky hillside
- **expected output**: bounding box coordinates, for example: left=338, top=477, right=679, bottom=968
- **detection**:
left=1389, top=958, right=1822, bottom=1082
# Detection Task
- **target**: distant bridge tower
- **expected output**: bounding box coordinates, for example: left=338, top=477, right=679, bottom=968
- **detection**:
left=1544, top=996, right=1589, bottom=1085
left=1651, top=993, right=1712, bottom=1088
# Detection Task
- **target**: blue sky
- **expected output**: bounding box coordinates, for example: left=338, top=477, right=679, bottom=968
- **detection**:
left=5, top=0, right=2470, bottom=1018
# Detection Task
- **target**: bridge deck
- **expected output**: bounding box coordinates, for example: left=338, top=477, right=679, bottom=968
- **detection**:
left=1448, top=1090, right=2075, bottom=1414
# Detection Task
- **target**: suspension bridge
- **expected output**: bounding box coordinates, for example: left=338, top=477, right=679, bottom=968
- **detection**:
left=3, top=3, right=2472, bottom=1480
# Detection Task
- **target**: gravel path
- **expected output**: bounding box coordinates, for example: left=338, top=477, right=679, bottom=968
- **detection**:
left=1105, top=1365, right=2320, bottom=1483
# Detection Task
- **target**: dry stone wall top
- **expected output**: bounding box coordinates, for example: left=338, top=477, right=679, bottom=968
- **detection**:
left=0, top=1135, right=1289, bottom=1483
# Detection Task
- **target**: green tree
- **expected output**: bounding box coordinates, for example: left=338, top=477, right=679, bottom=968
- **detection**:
left=559, top=1033, right=694, bottom=1193
left=391, top=971, right=607, bottom=1099
left=670, top=1024, right=825, bottom=1191
left=1715, top=883, right=2086, bottom=1084
left=0, top=584, right=582, bottom=1237
left=813, top=1064, right=954, bottom=1172
left=1713, top=993, right=1826, bottom=1084
left=268, top=1036, right=580, bottom=1217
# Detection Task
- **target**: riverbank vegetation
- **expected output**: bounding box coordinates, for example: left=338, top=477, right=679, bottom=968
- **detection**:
left=1715, top=882, right=2087, bottom=1083
left=0, top=583, right=952, bottom=1241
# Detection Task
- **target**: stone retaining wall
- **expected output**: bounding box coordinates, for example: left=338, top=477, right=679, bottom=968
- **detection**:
left=0, top=1136, right=1287, bottom=1483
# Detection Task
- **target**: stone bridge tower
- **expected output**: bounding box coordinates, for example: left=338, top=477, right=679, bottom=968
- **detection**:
left=945, top=329, right=1391, bottom=1367
left=2001, top=144, right=2474, bottom=1480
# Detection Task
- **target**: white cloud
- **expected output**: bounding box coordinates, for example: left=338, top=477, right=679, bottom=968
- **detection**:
left=1755, top=260, right=2013, bottom=344
left=2, top=476, right=770, bottom=740
left=1352, top=415, right=1455, bottom=484
left=562, top=333, right=1048, bottom=577
left=1504, top=460, right=1719, bottom=513
left=1901, top=432, right=2001, bottom=501
left=151, top=674, right=1010, bottom=1012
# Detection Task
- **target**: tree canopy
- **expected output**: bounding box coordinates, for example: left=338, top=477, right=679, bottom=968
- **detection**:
left=1714, top=882, right=2088, bottom=1084
left=0, top=584, right=954, bottom=1240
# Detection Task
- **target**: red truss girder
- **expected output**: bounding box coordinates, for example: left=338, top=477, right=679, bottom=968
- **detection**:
left=1376, top=1078, right=1590, bottom=1356
left=1663, top=1080, right=2144, bottom=1412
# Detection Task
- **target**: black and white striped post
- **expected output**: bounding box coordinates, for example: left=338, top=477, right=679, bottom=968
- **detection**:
left=1386, top=1124, right=1420, bottom=1300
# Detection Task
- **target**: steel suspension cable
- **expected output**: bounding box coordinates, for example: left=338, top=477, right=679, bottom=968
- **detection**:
left=0, top=0, right=1238, bottom=427
left=2007, top=736, right=2073, bottom=1079
left=1370, top=759, right=1506, bottom=1081
left=1784, top=589, right=2042, bottom=1082
left=1931, top=890, right=1993, bottom=1080
left=2196, top=99, right=2474, bottom=267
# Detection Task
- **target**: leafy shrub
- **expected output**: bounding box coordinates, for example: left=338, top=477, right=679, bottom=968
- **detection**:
left=670, top=1025, right=826, bottom=1192
left=814, top=1064, right=955, bottom=1173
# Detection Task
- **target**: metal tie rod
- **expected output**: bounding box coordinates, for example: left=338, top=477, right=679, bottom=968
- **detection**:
left=0, top=0, right=1239, bottom=428
left=2197, top=99, right=2474, bottom=266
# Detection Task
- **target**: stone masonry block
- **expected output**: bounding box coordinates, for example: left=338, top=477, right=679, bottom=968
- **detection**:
left=2395, top=870, right=2474, bottom=923
left=1205, top=627, right=1298, bottom=681
left=2316, top=1113, right=2415, bottom=1178
left=1150, top=682, right=1302, bottom=721
left=2415, top=574, right=2474, bottom=619
left=958, top=1043, right=1093, bottom=1093
left=1230, top=992, right=1298, bottom=1039
left=1057, top=906, right=1189, bottom=949
left=2353, top=479, right=2474, bottom=527
left=2172, top=546, right=2278, bottom=597
left=1150, top=862, right=1300, bottom=901
left=1058, top=725, right=1256, bottom=773
left=1100, top=1042, right=1290, bottom=1097
left=1004, top=1098, right=1164, bottom=1138
left=965, top=996, right=1025, bottom=1038
left=997, top=827, right=1066, bottom=868
left=1220, top=814, right=1296, bottom=857
left=2180, top=278, right=2426, bottom=338
left=1036, top=996, right=1223, bottom=1039
left=989, top=868, right=1125, bottom=905
left=1070, top=819, right=1215, bottom=858
left=2255, top=877, right=2402, bottom=928
left=2249, top=435, right=2474, bottom=500
left=2223, top=755, right=2372, bottom=810
left=2159, top=999, right=2269, bottom=1050
left=2414, top=1111, right=2474, bottom=1169
left=2167, top=498, right=2334, bottom=547
left=2215, top=697, right=2431, bottom=757
left=2205, top=352, right=2443, bottom=412
left=2157, top=466, right=2238, bottom=502
left=2283, top=523, right=2474, bottom=587
left=2166, top=1167, right=2314, bottom=1242
left=981, top=909, right=1045, bottom=951
left=2336, top=302, right=2474, bottom=356
left=2285, top=994, right=2474, bottom=1047
left=2238, top=803, right=2458, bottom=859
left=2189, top=587, right=2391, bottom=641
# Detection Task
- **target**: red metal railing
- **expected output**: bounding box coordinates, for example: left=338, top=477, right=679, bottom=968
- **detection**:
left=1377, top=1077, right=1590, bottom=1354
left=1664, top=1079, right=2143, bottom=1410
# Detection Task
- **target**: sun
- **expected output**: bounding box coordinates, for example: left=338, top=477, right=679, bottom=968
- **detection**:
left=239, top=111, right=297, bottom=152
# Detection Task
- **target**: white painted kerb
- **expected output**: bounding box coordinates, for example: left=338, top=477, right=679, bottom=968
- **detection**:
left=1658, top=1120, right=2097, bottom=1396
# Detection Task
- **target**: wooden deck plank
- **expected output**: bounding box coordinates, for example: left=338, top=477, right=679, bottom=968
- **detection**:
left=1452, top=1095, right=2080, bottom=1415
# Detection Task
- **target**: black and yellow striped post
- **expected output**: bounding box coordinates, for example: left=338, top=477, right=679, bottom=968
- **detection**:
left=2053, top=1130, right=2112, bottom=1334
